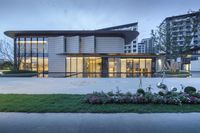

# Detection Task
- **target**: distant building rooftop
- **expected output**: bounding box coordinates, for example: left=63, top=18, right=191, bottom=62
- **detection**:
left=164, top=11, right=200, bottom=21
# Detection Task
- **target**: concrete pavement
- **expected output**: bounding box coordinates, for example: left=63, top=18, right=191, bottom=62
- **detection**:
left=0, top=113, right=200, bottom=133
left=0, top=78, right=200, bottom=94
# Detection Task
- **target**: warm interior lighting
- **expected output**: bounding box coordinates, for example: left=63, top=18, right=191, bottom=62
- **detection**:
left=16, top=41, right=47, bottom=44
left=185, top=64, right=190, bottom=72
left=66, top=57, right=153, bottom=78
left=186, top=55, right=192, bottom=58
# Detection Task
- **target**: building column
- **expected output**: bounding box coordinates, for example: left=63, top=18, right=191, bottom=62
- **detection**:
left=13, top=38, right=17, bottom=70
left=101, top=57, right=109, bottom=77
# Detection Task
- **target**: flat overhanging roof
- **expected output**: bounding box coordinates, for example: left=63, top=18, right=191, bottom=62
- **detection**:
left=4, top=30, right=139, bottom=44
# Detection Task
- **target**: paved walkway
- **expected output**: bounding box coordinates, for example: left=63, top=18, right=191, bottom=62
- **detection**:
left=0, top=113, right=200, bottom=133
left=0, top=78, right=200, bottom=94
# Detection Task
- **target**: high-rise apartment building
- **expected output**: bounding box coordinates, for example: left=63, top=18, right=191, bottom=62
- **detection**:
left=160, top=11, right=200, bottom=46
left=138, top=42, right=145, bottom=54
left=159, top=11, right=200, bottom=72
left=138, top=38, right=155, bottom=54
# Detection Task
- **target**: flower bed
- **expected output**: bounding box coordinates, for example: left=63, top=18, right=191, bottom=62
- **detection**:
left=84, top=86, right=200, bottom=105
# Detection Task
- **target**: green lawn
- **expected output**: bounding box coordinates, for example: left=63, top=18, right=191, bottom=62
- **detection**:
left=0, top=94, right=200, bottom=113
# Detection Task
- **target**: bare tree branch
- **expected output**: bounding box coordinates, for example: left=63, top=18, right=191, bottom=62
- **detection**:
left=0, top=39, right=14, bottom=64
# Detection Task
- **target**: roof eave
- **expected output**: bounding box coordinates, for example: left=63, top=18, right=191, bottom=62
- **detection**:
left=4, top=30, right=139, bottom=44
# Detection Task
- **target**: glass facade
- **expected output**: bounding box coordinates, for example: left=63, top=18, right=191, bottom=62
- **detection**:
left=66, top=57, right=102, bottom=78
left=15, top=37, right=48, bottom=77
left=14, top=36, right=156, bottom=78
left=65, top=56, right=155, bottom=78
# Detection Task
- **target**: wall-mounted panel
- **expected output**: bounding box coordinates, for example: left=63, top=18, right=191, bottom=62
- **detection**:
left=66, top=36, right=79, bottom=53
left=80, top=36, right=95, bottom=53
left=96, top=37, right=124, bottom=53
left=48, top=36, right=65, bottom=76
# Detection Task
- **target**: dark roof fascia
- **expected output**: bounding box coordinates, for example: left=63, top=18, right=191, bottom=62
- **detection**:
left=97, top=22, right=138, bottom=31
left=4, top=30, right=131, bottom=37
left=4, top=30, right=139, bottom=44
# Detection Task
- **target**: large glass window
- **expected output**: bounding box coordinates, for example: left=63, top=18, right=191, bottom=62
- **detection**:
left=32, top=57, right=37, bottom=71
left=65, top=57, right=153, bottom=78
left=32, top=38, right=37, bottom=54
left=26, top=38, right=31, bottom=56
left=15, top=37, right=48, bottom=77
left=83, top=57, right=102, bottom=77
left=77, top=57, right=83, bottom=77
left=66, top=57, right=102, bottom=78
left=44, top=57, right=48, bottom=73
left=126, top=58, right=133, bottom=77
left=19, top=38, right=25, bottom=70
left=66, top=57, right=71, bottom=77
left=71, top=57, right=77, bottom=77
left=38, top=38, right=44, bottom=54
left=44, top=38, right=48, bottom=54
left=108, top=58, right=120, bottom=77
left=25, top=38, right=31, bottom=70
left=120, top=59, right=126, bottom=78
left=146, top=59, right=152, bottom=77
left=134, top=59, right=140, bottom=77
left=38, top=58, right=44, bottom=73
left=19, top=38, right=25, bottom=54
left=88, top=57, right=97, bottom=77
left=95, top=57, right=102, bottom=77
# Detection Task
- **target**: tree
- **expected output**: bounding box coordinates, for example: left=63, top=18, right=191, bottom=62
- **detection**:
left=0, top=39, right=14, bottom=65
left=151, top=24, right=189, bottom=62
left=151, top=11, right=200, bottom=71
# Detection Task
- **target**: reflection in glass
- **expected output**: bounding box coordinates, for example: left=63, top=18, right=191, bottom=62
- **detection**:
left=120, top=59, right=126, bottom=78
left=77, top=57, right=83, bottom=77
left=65, top=57, right=153, bottom=78
left=66, top=57, right=102, bottom=77
left=140, top=59, right=146, bottom=76
left=15, top=37, right=48, bottom=77
left=134, top=59, right=140, bottom=77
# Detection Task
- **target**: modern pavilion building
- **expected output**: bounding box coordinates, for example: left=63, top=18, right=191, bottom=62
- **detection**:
left=4, top=24, right=161, bottom=78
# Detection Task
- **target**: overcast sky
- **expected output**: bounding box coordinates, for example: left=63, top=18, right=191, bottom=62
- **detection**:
left=0, top=0, right=200, bottom=42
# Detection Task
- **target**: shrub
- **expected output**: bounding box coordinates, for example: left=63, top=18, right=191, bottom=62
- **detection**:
left=107, top=91, right=114, bottom=96
left=144, top=92, right=153, bottom=103
left=158, top=91, right=164, bottom=96
left=113, top=96, right=125, bottom=104
left=136, top=96, right=148, bottom=104
left=152, top=95, right=165, bottom=104
left=184, top=86, right=196, bottom=94
left=190, top=93, right=200, bottom=98
left=85, top=94, right=102, bottom=104
left=115, top=89, right=124, bottom=96
left=167, top=91, right=178, bottom=97
left=178, top=95, right=188, bottom=104
left=165, top=97, right=181, bottom=105
left=123, top=95, right=132, bottom=103
left=188, top=96, right=198, bottom=104
left=125, top=92, right=132, bottom=97
left=84, top=88, right=200, bottom=105
left=137, top=88, right=145, bottom=95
